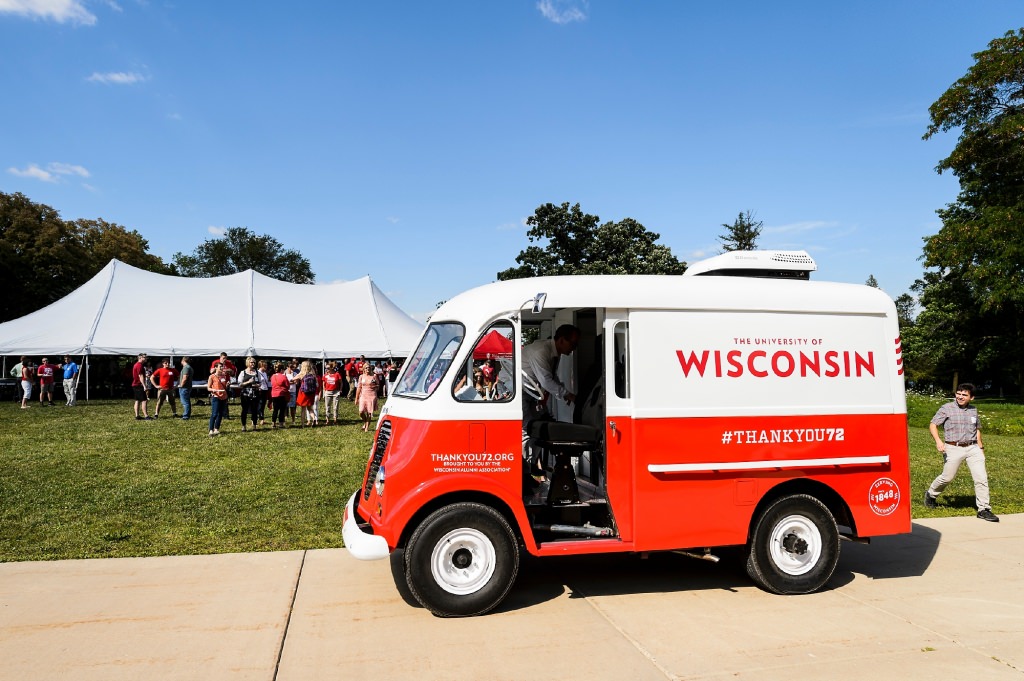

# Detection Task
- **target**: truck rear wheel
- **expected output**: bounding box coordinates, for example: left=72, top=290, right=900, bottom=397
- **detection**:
left=404, top=502, right=519, bottom=617
left=745, top=494, right=839, bottom=595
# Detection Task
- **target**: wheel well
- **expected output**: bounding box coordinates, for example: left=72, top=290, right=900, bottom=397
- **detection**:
left=748, top=479, right=856, bottom=541
left=394, top=491, right=521, bottom=550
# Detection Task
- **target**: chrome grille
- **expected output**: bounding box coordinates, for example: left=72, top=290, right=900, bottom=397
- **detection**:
left=363, top=419, right=392, bottom=500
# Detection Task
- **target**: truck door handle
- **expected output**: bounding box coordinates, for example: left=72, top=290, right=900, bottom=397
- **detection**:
left=609, top=420, right=617, bottom=436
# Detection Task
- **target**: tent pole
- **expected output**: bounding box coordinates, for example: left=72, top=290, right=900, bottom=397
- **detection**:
left=319, top=354, right=325, bottom=422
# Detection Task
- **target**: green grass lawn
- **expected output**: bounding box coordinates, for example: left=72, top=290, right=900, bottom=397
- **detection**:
left=1, top=393, right=1021, bottom=562
left=1, top=398, right=373, bottom=561
left=908, top=392, right=1024, bottom=518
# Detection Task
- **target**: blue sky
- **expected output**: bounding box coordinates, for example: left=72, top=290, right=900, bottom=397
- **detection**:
left=2, top=1, right=1021, bottom=322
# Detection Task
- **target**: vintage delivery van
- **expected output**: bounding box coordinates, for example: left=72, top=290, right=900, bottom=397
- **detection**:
left=343, top=250, right=911, bottom=616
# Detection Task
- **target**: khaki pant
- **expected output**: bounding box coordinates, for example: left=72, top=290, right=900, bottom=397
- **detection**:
left=63, top=378, right=78, bottom=406
left=927, top=443, right=991, bottom=511
left=324, top=391, right=341, bottom=420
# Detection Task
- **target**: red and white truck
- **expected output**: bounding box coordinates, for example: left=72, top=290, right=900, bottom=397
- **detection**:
left=343, top=250, right=911, bottom=616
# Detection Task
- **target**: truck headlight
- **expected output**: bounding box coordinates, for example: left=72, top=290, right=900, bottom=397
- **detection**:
left=374, top=465, right=386, bottom=496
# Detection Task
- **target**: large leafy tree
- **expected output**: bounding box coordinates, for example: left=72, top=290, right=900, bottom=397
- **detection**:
left=0, top=192, right=84, bottom=322
left=172, top=227, right=314, bottom=284
left=918, top=28, right=1024, bottom=391
left=497, top=202, right=685, bottom=280
left=72, top=218, right=171, bottom=275
left=718, top=210, right=763, bottom=252
left=901, top=271, right=982, bottom=390
left=0, top=192, right=170, bottom=322
left=894, top=292, right=916, bottom=329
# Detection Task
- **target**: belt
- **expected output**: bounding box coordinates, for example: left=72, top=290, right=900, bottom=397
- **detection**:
left=945, top=440, right=976, bottom=447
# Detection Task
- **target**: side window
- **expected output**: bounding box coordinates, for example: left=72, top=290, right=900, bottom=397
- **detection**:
left=614, top=321, right=630, bottom=398
left=453, top=322, right=516, bottom=402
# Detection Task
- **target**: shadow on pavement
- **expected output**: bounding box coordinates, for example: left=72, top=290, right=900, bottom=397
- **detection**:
left=492, top=522, right=942, bottom=613
left=497, top=550, right=752, bottom=613
left=834, top=521, right=941, bottom=581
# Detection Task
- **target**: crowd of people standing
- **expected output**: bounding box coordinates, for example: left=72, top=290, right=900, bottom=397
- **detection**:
left=10, top=355, right=79, bottom=409
left=127, top=352, right=400, bottom=436
left=9, top=352, right=401, bottom=437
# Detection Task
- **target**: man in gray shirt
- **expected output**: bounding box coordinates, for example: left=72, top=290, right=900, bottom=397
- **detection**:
left=923, top=383, right=998, bottom=522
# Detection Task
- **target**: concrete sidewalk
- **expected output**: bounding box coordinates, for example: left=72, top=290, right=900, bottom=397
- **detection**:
left=1, top=514, right=1022, bottom=680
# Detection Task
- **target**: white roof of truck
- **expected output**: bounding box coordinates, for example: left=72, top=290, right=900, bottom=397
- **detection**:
left=434, top=273, right=895, bottom=327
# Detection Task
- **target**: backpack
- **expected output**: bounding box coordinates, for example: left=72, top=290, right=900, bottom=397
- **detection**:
left=301, top=373, right=318, bottom=394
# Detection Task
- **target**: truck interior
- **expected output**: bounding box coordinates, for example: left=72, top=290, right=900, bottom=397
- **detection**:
left=517, top=307, right=620, bottom=544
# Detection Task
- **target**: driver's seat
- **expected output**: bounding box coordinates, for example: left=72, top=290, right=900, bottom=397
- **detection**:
left=527, top=421, right=601, bottom=505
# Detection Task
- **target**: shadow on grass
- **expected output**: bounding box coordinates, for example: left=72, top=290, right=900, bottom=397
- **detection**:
left=932, top=493, right=979, bottom=511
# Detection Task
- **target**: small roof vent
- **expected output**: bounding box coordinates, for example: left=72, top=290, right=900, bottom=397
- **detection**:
left=683, top=250, right=817, bottom=280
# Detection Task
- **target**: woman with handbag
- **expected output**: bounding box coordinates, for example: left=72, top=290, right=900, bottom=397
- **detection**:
left=238, top=356, right=261, bottom=432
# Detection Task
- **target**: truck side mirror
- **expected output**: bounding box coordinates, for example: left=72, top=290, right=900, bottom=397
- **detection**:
left=532, top=292, right=547, bottom=314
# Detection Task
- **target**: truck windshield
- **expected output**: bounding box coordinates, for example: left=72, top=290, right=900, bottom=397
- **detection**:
left=393, top=322, right=465, bottom=399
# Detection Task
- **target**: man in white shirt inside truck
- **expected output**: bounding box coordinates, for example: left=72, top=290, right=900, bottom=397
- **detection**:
left=521, top=323, right=580, bottom=481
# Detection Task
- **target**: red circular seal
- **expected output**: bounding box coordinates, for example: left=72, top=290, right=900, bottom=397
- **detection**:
left=868, top=477, right=900, bottom=516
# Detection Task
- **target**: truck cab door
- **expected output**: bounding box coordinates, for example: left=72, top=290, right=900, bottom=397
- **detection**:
left=603, top=310, right=634, bottom=542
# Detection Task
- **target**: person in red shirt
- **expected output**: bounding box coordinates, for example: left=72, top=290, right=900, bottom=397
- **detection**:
left=150, top=358, right=180, bottom=418
left=345, top=358, right=359, bottom=401
left=269, top=361, right=291, bottom=428
left=210, top=352, right=237, bottom=377
left=322, top=361, right=343, bottom=425
left=131, top=352, right=152, bottom=420
left=481, top=358, right=499, bottom=399
left=207, top=362, right=230, bottom=436
left=36, top=357, right=59, bottom=407
left=210, top=352, right=237, bottom=418
left=20, top=361, right=34, bottom=409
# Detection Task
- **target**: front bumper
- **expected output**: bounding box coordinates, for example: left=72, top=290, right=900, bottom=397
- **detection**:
left=342, top=491, right=390, bottom=560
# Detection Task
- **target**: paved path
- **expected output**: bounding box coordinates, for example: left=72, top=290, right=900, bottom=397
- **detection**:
left=1, top=514, right=1022, bottom=680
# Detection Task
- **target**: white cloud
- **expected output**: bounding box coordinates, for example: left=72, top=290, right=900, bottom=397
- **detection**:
left=7, top=163, right=55, bottom=182
left=207, top=226, right=227, bottom=236
left=0, top=0, right=96, bottom=25
left=7, top=161, right=91, bottom=183
left=537, top=0, right=587, bottom=24
left=48, top=161, right=90, bottom=178
left=386, top=216, right=400, bottom=224
left=87, top=71, right=147, bottom=85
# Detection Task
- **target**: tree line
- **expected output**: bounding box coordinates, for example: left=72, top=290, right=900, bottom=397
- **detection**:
left=4, top=28, right=1022, bottom=394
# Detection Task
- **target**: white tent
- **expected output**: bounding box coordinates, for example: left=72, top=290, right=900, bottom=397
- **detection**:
left=0, top=260, right=424, bottom=359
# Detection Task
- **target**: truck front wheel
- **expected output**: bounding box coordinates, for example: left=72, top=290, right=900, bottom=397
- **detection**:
left=404, top=502, right=519, bottom=617
left=745, top=494, right=839, bottom=595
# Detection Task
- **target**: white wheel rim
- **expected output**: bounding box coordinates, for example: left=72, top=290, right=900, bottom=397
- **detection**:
left=430, top=527, right=497, bottom=595
left=768, top=513, right=822, bottom=576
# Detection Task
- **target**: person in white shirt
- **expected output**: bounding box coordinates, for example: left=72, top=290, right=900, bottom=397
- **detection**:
left=521, top=324, right=580, bottom=481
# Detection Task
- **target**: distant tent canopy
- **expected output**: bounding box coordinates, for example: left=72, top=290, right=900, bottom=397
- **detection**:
left=472, top=329, right=513, bottom=359
left=0, top=260, right=424, bottom=359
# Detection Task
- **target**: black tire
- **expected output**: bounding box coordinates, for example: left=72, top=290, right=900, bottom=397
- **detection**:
left=404, top=502, right=520, bottom=617
left=388, top=547, right=421, bottom=609
left=745, top=494, right=839, bottom=595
